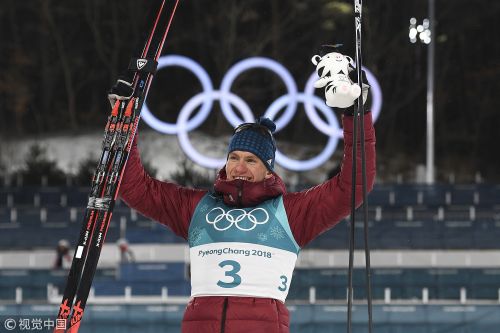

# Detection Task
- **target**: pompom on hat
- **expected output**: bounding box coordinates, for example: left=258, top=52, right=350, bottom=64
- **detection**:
left=227, top=117, right=277, bottom=171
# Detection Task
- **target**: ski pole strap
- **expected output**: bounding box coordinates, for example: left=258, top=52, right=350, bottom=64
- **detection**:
left=128, top=57, right=158, bottom=74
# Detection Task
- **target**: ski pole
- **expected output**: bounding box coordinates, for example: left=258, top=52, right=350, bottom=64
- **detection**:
left=347, top=0, right=373, bottom=332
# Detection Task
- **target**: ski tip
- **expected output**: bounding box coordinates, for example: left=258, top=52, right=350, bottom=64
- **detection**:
left=67, top=321, right=81, bottom=333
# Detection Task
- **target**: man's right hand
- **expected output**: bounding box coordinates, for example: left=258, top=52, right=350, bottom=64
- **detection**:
left=107, top=79, right=133, bottom=108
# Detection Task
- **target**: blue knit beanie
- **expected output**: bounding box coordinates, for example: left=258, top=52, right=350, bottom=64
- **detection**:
left=227, top=117, right=277, bottom=171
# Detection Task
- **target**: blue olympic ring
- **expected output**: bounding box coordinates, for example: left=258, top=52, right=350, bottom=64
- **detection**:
left=141, top=55, right=383, bottom=171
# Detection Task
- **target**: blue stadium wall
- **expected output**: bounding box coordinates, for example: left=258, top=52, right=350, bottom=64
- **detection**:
left=2, top=303, right=499, bottom=332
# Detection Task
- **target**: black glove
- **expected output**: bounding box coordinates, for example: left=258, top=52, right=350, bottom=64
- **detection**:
left=108, top=77, right=134, bottom=108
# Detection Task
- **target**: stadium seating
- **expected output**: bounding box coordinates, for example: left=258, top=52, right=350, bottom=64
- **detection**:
left=1, top=183, right=499, bottom=313
left=288, top=267, right=500, bottom=301
left=1, top=265, right=498, bottom=302
left=1, top=184, right=500, bottom=249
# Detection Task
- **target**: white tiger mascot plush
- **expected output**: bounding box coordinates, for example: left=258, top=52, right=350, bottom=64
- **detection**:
left=311, top=51, right=362, bottom=108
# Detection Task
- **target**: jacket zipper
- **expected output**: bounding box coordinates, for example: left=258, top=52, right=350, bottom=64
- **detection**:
left=237, top=182, right=243, bottom=206
left=220, top=297, right=228, bottom=333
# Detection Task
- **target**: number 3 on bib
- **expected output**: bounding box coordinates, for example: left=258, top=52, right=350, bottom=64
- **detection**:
left=278, top=275, right=288, bottom=291
left=217, top=260, right=242, bottom=288
left=217, top=260, right=290, bottom=292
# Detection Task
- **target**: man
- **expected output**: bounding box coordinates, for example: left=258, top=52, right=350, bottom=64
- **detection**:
left=54, top=239, right=71, bottom=269
left=119, top=54, right=376, bottom=333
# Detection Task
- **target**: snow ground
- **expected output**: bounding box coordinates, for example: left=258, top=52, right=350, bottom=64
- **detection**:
left=1, top=129, right=339, bottom=186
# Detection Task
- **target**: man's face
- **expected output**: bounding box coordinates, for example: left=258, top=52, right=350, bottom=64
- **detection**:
left=225, top=150, right=272, bottom=182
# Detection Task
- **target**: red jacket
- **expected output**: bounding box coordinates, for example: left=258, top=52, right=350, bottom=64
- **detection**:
left=119, top=113, right=376, bottom=333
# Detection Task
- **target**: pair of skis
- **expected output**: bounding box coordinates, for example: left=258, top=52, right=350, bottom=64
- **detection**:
left=54, top=1, right=180, bottom=332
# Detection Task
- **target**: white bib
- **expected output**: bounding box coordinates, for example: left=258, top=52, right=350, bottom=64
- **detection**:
left=190, top=242, right=297, bottom=302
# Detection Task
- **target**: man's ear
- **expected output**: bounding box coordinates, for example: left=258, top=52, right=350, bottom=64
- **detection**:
left=265, top=171, right=273, bottom=179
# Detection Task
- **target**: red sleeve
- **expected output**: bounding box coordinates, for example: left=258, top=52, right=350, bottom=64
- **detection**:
left=283, top=113, right=376, bottom=247
left=119, top=134, right=207, bottom=239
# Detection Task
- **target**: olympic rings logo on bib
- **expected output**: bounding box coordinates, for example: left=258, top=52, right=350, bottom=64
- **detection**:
left=141, top=55, right=382, bottom=171
left=205, top=207, right=270, bottom=231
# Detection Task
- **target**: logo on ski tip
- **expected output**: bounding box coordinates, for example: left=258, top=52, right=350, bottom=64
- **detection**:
left=137, top=59, right=148, bottom=70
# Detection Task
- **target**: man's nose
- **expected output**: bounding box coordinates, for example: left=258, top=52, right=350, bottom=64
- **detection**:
left=234, top=161, right=248, bottom=172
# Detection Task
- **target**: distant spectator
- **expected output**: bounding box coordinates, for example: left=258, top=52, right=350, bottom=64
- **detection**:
left=117, top=238, right=135, bottom=263
left=54, top=239, right=71, bottom=269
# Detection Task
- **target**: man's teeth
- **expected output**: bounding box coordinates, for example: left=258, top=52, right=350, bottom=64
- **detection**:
left=235, top=177, right=249, bottom=180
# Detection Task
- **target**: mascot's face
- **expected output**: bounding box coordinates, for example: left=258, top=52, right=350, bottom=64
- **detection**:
left=311, top=52, right=353, bottom=78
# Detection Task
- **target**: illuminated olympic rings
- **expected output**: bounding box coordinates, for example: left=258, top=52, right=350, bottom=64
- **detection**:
left=141, top=55, right=382, bottom=171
